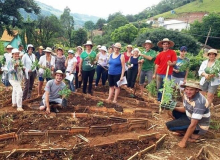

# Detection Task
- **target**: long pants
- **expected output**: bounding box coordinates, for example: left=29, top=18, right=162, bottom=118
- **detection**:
left=82, top=69, right=95, bottom=94
left=95, top=65, right=108, bottom=86
left=9, top=80, right=23, bottom=108
left=68, top=74, right=75, bottom=92
left=156, top=74, right=171, bottom=102
left=127, top=67, right=138, bottom=88
left=23, top=71, right=36, bottom=100
left=75, top=71, right=82, bottom=89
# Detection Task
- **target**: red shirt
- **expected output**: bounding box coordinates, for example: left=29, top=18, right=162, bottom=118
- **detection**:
left=76, top=55, right=81, bottom=72
left=124, top=52, right=131, bottom=63
left=154, top=49, right=177, bottom=75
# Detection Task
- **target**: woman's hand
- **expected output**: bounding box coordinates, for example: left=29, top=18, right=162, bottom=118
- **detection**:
left=120, top=77, right=124, bottom=81
left=78, top=72, right=81, bottom=76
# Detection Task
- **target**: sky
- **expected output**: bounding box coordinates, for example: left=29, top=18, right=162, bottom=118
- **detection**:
left=36, top=0, right=162, bottom=18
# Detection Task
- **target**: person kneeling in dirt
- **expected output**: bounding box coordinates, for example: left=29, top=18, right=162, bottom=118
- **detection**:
left=39, top=70, right=66, bottom=114
left=166, top=82, right=210, bottom=148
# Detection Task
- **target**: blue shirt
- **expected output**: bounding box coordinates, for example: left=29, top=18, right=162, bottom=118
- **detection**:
left=130, top=56, right=139, bottom=69
left=108, top=54, right=122, bottom=75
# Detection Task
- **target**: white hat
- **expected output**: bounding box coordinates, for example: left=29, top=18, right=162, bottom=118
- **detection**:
left=99, top=46, right=107, bottom=52
left=83, top=41, right=93, bottom=47
left=133, top=48, right=140, bottom=53
left=6, top=45, right=13, bottom=49
left=68, top=50, right=74, bottom=54
left=97, top=45, right=101, bottom=48
left=11, top=48, right=20, bottom=54
left=27, top=44, right=35, bottom=51
left=43, top=47, right=53, bottom=53
left=142, top=40, right=154, bottom=48
left=203, top=49, right=220, bottom=59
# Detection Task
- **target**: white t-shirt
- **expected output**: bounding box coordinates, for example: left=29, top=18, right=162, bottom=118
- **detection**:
left=66, top=57, right=77, bottom=73
left=97, top=53, right=108, bottom=66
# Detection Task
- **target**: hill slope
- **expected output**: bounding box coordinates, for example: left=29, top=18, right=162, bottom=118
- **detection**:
left=154, top=0, right=220, bottom=19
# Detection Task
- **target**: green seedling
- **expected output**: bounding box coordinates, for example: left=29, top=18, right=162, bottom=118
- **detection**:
left=58, top=86, right=72, bottom=99
left=146, top=80, right=157, bottom=97
left=97, top=101, right=104, bottom=107
left=0, top=56, right=6, bottom=66
left=178, top=59, right=190, bottom=72
left=42, top=67, right=52, bottom=79
left=31, top=59, right=40, bottom=70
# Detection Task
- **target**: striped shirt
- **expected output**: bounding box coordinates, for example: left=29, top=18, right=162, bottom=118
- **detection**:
left=183, top=92, right=210, bottom=135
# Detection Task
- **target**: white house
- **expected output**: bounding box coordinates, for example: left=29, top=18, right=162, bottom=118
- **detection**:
left=162, top=19, right=190, bottom=31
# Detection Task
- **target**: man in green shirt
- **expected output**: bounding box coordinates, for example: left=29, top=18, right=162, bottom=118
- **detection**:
left=138, top=40, right=157, bottom=96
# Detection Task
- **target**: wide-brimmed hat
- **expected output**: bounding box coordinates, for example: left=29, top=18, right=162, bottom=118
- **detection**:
left=6, top=45, right=13, bottom=49
left=97, top=45, right=101, bottom=49
left=38, top=46, right=44, bottom=50
left=27, top=44, right=35, bottom=51
left=99, top=46, right=107, bottom=52
left=11, top=48, right=20, bottom=54
left=43, top=47, right=53, bottom=53
left=127, top=45, right=133, bottom=49
left=157, top=38, right=175, bottom=48
left=53, top=70, right=66, bottom=78
left=68, top=50, right=74, bottom=54
left=180, top=82, right=202, bottom=91
left=57, top=47, right=63, bottom=52
left=76, top=46, right=83, bottom=50
left=83, top=41, right=93, bottom=47
left=113, top=43, right=121, bottom=49
left=203, top=49, right=220, bottom=59
left=142, top=40, right=154, bottom=48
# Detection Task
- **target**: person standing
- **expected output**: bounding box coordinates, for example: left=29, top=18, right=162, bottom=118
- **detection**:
left=127, top=48, right=140, bottom=89
left=78, top=41, right=96, bottom=95
left=123, top=45, right=133, bottom=79
left=198, top=49, right=220, bottom=106
left=172, top=46, right=189, bottom=89
left=54, top=47, right=66, bottom=73
left=65, top=50, right=77, bottom=92
left=22, top=44, right=37, bottom=100
left=95, top=46, right=108, bottom=87
left=35, top=46, right=45, bottom=61
left=154, top=38, right=177, bottom=102
left=75, top=46, right=83, bottom=90
left=37, top=47, right=55, bottom=96
left=7, top=48, right=24, bottom=111
left=138, top=40, right=157, bottom=96
left=107, top=43, right=125, bottom=103
left=18, top=44, right=25, bottom=59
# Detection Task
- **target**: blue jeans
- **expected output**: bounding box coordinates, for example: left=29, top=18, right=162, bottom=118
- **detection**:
left=156, top=74, right=171, bottom=102
left=66, top=73, right=75, bottom=92
left=95, top=65, right=108, bottom=86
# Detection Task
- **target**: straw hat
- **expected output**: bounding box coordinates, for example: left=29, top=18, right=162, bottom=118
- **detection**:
left=57, top=47, right=63, bottom=52
left=133, top=48, right=140, bottom=53
left=127, top=45, right=133, bottom=49
left=142, top=40, right=154, bottom=48
left=180, top=82, right=202, bottom=91
left=113, top=43, right=121, bottom=49
left=76, top=46, right=83, bottom=50
left=11, top=48, right=20, bottom=54
left=43, top=47, right=53, bottom=53
left=99, top=46, right=107, bottom=52
left=53, top=70, right=66, bottom=78
left=6, top=45, right=13, bottom=49
left=83, top=41, right=93, bottom=47
left=203, top=49, right=220, bottom=59
left=157, top=38, right=175, bottom=48
left=38, top=46, right=44, bottom=50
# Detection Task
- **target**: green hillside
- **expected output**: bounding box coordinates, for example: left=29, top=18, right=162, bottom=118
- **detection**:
left=154, top=0, right=220, bottom=19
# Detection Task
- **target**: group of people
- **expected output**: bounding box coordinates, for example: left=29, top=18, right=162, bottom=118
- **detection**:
left=1, top=38, right=220, bottom=148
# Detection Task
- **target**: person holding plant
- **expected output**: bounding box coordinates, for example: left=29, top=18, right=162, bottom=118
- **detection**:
left=54, top=47, right=66, bottom=73
left=95, top=46, right=108, bottom=87
left=138, top=40, right=157, bottom=96
left=154, top=38, right=177, bottom=102
left=123, top=45, right=133, bottom=79
left=166, top=82, right=210, bottom=148
left=39, top=70, right=66, bottom=114
left=6, top=48, right=24, bottom=111
left=106, top=43, right=125, bottom=103
left=75, top=46, right=83, bottom=90
left=127, top=48, right=140, bottom=89
left=172, top=46, right=189, bottom=88
left=65, top=50, right=77, bottom=92
left=198, top=49, right=220, bottom=106
left=78, top=41, right=96, bottom=95
left=37, top=47, right=55, bottom=96
left=22, top=44, right=37, bottom=100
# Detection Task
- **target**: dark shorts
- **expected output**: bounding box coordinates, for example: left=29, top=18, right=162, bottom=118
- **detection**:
left=40, top=100, right=59, bottom=106
left=166, top=110, right=199, bottom=134
left=108, top=74, right=121, bottom=87
left=39, top=77, right=52, bottom=82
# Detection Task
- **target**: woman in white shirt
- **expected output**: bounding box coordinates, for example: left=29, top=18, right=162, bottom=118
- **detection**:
left=65, top=50, right=77, bottom=92
left=95, top=46, right=108, bottom=87
left=22, top=44, right=37, bottom=100
left=38, top=47, right=55, bottom=96
left=198, top=49, right=220, bottom=106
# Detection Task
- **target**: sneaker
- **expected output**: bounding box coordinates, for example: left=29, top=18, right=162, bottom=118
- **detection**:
left=17, top=108, right=24, bottom=112
left=51, top=107, right=59, bottom=113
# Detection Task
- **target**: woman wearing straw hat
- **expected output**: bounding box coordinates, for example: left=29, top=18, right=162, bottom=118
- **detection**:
left=78, top=41, right=96, bottom=94
left=54, top=47, right=66, bottom=73
left=6, top=48, right=24, bottom=111
left=95, top=46, right=108, bottom=87
left=37, top=47, right=55, bottom=96
left=22, top=44, right=37, bottom=100
left=1, top=45, right=13, bottom=91
left=75, top=46, right=83, bottom=90
left=198, top=49, right=220, bottom=106
left=106, top=42, right=125, bottom=103
left=154, top=38, right=177, bottom=101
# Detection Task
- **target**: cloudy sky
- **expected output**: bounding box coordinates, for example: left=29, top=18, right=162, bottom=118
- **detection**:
left=36, top=0, right=162, bottom=18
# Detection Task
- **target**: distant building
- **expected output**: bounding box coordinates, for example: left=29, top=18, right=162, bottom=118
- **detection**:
left=0, top=30, right=25, bottom=48
left=160, top=19, right=190, bottom=31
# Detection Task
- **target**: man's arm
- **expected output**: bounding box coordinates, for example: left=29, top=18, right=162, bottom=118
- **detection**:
left=174, top=106, right=185, bottom=113
left=153, top=64, right=158, bottom=79
left=140, top=54, right=153, bottom=60
left=178, top=119, right=199, bottom=148
left=45, top=91, right=50, bottom=114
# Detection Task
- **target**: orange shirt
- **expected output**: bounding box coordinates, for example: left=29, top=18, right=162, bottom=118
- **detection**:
left=154, top=49, right=177, bottom=75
